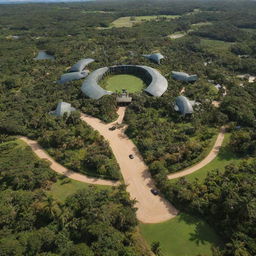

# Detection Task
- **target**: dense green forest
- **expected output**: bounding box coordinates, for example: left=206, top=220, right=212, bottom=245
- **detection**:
left=157, top=160, right=256, bottom=256
left=0, top=0, right=256, bottom=255
left=0, top=137, right=149, bottom=256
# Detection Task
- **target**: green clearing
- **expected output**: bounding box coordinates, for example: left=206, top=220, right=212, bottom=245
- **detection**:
left=48, top=177, right=111, bottom=202
left=168, top=22, right=212, bottom=39
left=111, top=15, right=180, bottom=28
left=102, top=74, right=146, bottom=93
left=172, top=133, right=251, bottom=183
left=140, top=213, right=221, bottom=256
left=200, top=39, right=234, bottom=53
left=191, top=22, right=212, bottom=28
left=168, top=32, right=186, bottom=39
left=82, top=10, right=114, bottom=14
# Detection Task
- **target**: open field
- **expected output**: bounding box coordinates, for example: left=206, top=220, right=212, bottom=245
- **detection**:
left=111, top=15, right=180, bottom=28
left=102, top=74, right=145, bottom=93
left=168, top=22, right=212, bottom=39
left=200, top=39, right=234, bottom=52
left=168, top=32, right=186, bottom=39
left=140, top=213, right=220, bottom=256
left=82, top=10, right=114, bottom=14
left=48, top=177, right=110, bottom=202
left=191, top=22, right=212, bottom=28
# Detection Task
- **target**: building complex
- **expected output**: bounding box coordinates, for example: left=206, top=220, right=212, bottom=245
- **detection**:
left=81, top=65, right=168, bottom=100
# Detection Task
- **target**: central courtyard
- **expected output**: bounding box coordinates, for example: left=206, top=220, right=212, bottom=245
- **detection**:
left=101, top=74, right=146, bottom=93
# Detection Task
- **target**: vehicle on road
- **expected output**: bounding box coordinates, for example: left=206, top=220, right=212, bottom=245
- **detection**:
left=150, top=189, right=159, bottom=196
left=109, top=126, right=116, bottom=131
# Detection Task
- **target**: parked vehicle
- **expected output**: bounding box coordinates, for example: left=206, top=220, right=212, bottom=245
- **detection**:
left=109, top=126, right=116, bottom=131
left=150, top=189, right=159, bottom=196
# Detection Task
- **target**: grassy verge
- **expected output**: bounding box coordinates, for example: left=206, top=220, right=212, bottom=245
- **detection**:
left=140, top=213, right=221, bottom=256
left=173, top=133, right=252, bottom=183
left=200, top=39, right=234, bottom=53
left=47, top=177, right=111, bottom=202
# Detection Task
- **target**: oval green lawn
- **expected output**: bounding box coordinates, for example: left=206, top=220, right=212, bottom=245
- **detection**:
left=103, top=74, right=145, bottom=93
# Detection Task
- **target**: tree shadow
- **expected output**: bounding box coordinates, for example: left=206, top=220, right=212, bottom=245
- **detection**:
left=178, top=212, right=199, bottom=225
left=178, top=213, right=220, bottom=246
left=217, top=146, right=239, bottom=161
left=189, top=222, right=212, bottom=245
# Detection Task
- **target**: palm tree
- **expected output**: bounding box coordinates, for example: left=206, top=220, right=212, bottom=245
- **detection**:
left=151, top=241, right=164, bottom=256
left=42, top=195, right=58, bottom=219
left=58, top=203, right=71, bottom=228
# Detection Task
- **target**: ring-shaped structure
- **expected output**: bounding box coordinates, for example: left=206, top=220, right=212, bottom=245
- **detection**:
left=81, top=65, right=168, bottom=100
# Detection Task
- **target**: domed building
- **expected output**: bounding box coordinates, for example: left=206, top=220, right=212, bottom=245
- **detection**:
left=174, top=96, right=194, bottom=115
left=143, top=53, right=164, bottom=64
left=50, top=102, right=76, bottom=117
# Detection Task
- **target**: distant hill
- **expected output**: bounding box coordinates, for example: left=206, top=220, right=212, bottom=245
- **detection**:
left=0, top=0, right=92, bottom=4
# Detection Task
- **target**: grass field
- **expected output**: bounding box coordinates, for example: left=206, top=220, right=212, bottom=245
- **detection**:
left=168, top=32, right=186, bottom=39
left=111, top=15, right=180, bottom=28
left=200, top=39, right=233, bottom=53
left=140, top=213, right=220, bottom=256
left=191, top=22, right=212, bottom=28
left=102, top=74, right=145, bottom=93
left=48, top=177, right=111, bottom=202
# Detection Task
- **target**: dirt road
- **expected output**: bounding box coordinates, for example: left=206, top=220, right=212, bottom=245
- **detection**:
left=20, top=136, right=119, bottom=186
left=167, top=127, right=226, bottom=180
left=21, top=107, right=225, bottom=223
left=80, top=107, right=178, bottom=223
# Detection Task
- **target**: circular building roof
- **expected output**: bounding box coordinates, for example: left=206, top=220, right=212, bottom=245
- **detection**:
left=81, top=65, right=168, bottom=100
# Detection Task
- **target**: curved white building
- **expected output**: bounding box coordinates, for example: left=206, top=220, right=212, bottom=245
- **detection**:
left=59, top=71, right=88, bottom=84
left=81, top=65, right=168, bottom=100
left=69, top=58, right=95, bottom=72
left=172, top=71, right=198, bottom=82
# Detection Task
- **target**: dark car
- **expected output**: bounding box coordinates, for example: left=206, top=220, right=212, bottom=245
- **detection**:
left=129, top=154, right=134, bottom=159
left=109, top=126, right=116, bottom=131
left=150, top=189, right=159, bottom=196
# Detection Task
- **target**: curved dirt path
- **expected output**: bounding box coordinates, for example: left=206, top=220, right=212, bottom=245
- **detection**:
left=21, top=107, right=225, bottom=223
left=19, top=136, right=119, bottom=186
left=80, top=107, right=178, bottom=223
left=167, top=126, right=226, bottom=180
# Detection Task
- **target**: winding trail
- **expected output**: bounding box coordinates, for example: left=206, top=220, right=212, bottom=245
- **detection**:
left=19, top=136, right=119, bottom=186
left=167, top=126, right=226, bottom=180
left=21, top=107, right=225, bottom=223
left=80, top=107, right=178, bottom=223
